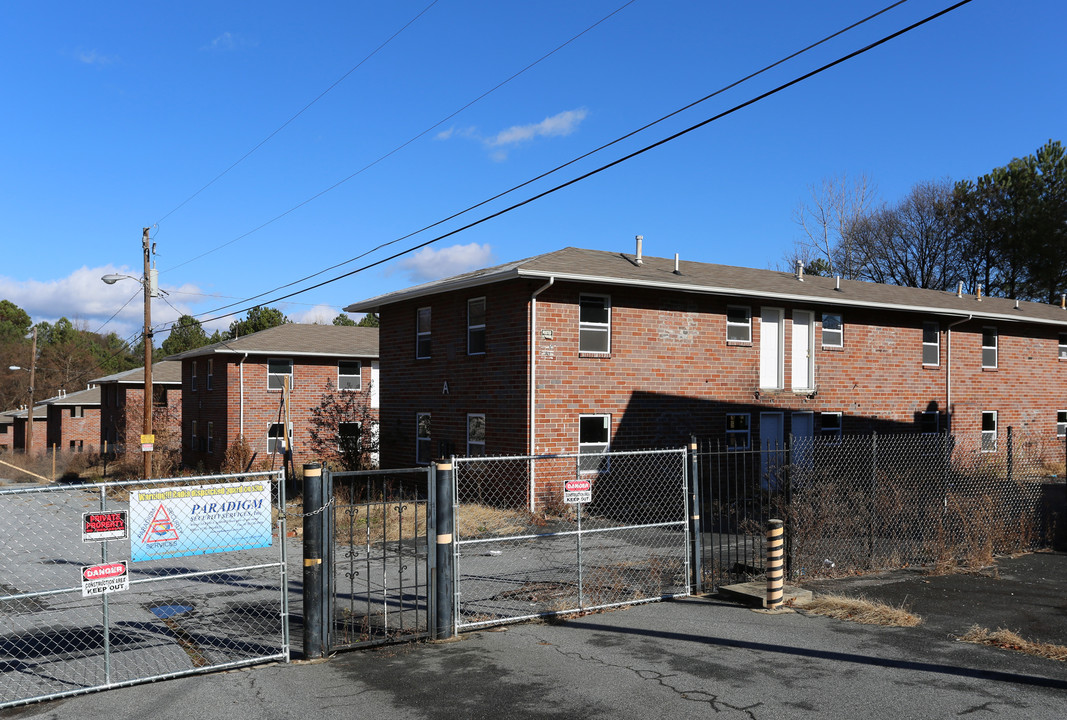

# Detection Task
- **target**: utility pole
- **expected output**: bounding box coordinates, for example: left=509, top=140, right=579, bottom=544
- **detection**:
left=25, top=327, right=37, bottom=455
left=142, top=227, right=153, bottom=480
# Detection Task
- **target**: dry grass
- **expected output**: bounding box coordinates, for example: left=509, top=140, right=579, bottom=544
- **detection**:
left=455, top=504, right=532, bottom=538
left=803, top=593, right=922, bottom=627
left=958, top=625, right=1067, bottom=662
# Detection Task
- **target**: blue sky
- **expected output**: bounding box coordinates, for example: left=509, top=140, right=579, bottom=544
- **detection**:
left=1, top=0, right=1064, bottom=346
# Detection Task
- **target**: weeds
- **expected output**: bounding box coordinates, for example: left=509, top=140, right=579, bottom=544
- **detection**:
left=802, top=593, right=922, bottom=627
left=959, top=625, right=1067, bottom=662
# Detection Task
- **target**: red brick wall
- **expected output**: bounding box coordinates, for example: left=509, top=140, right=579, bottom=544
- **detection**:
left=98, top=383, right=182, bottom=455
left=376, top=279, right=1067, bottom=469
left=181, top=354, right=379, bottom=471
left=46, top=404, right=101, bottom=452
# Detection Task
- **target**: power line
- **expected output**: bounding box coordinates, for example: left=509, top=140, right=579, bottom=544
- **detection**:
left=153, top=1, right=441, bottom=228
left=164, top=0, right=974, bottom=333
left=178, top=0, right=916, bottom=321
left=160, top=0, right=640, bottom=275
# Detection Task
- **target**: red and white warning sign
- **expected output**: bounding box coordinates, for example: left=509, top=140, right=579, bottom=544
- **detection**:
left=81, top=561, right=129, bottom=597
left=82, top=511, right=128, bottom=542
left=564, top=478, right=592, bottom=504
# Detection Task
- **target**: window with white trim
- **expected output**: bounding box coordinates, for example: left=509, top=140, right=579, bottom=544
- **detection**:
left=70, top=406, right=84, bottom=418
left=190, top=362, right=198, bottom=391
left=578, top=414, right=610, bottom=474
left=820, top=412, right=842, bottom=441
left=416, top=413, right=431, bottom=465
left=922, top=322, right=940, bottom=366
left=1057, top=411, right=1066, bottom=438
left=981, top=327, right=997, bottom=368
left=467, top=414, right=485, bottom=457
left=981, top=411, right=997, bottom=452
left=726, top=306, right=752, bottom=342
left=268, top=358, right=293, bottom=390
left=268, top=423, right=293, bottom=454
left=579, top=294, right=611, bottom=353
left=725, top=413, right=750, bottom=449
left=207, top=359, right=214, bottom=391
left=1059, top=333, right=1067, bottom=360
left=416, top=307, right=432, bottom=359
left=339, top=421, right=362, bottom=455
left=338, top=360, right=362, bottom=390
left=920, top=411, right=939, bottom=435
left=822, top=313, right=843, bottom=348
left=207, top=421, right=214, bottom=454
left=468, top=297, right=486, bottom=355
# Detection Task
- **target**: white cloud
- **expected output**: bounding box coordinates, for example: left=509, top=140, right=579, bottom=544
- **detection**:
left=395, top=243, right=495, bottom=282
left=289, top=304, right=340, bottom=325
left=75, top=49, right=117, bottom=66
left=487, top=108, right=588, bottom=148
left=203, top=32, right=257, bottom=51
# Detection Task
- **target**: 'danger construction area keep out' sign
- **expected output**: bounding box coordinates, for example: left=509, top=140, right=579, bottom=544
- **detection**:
left=130, top=481, right=272, bottom=562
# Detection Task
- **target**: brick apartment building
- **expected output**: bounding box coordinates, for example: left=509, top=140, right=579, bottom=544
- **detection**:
left=1, top=405, right=48, bottom=454
left=172, top=324, right=379, bottom=472
left=42, top=386, right=101, bottom=452
left=94, top=361, right=183, bottom=453
left=346, top=246, right=1067, bottom=476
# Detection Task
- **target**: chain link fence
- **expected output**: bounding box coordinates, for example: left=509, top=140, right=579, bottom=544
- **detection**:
left=1, top=471, right=288, bottom=709
left=452, top=449, right=689, bottom=630
left=697, top=431, right=1064, bottom=587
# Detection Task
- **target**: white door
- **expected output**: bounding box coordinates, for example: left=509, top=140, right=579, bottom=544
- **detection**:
left=791, top=310, right=813, bottom=390
left=791, top=412, right=814, bottom=472
left=760, top=412, right=784, bottom=489
left=760, top=308, right=783, bottom=389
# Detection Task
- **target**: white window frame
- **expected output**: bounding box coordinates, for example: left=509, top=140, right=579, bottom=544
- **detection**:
left=1057, top=410, right=1066, bottom=438
left=416, top=307, right=432, bottom=359
left=1059, top=333, right=1067, bottom=360
left=726, top=305, right=752, bottom=343
left=920, top=411, right=939, bottom=435
left=981, top=411, right=997, bottom=452
left=468, top=297, right=486, bottom=355
left=578, top=294, right=611, bottom=354
left=467, top=413, right=485, bottom=457
left=416, top=413, right=431, bottom=465
left=339, top=421, right=362, bottom=455
left=268, top=422, right=293, bottom=455
left=207, top=421, right=214, bottom=454
left=207, top=359, right=214, bottom=391
left=981, top=327, right=998, bottom=369
left=922, top=321, right=940, bottom=367
left=820, top=412, right=842, bottom=442
left=578, top=413, right=611, bottom=474
left=725, top=413, right=750, bottom=450
left=190, top=362, right=198, bottom=392
left=822, top=312, right=843, bottom=348
left=338, top=360, right=362, bottom=391
left=268, top=358, right=293, bottom=390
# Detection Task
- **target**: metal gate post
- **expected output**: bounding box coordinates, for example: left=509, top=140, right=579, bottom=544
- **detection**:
left=302, top=462, right=326, bottom=659
left=689, top=437, right=703, bottom=594
left=434, top=461, right=455, bottom=640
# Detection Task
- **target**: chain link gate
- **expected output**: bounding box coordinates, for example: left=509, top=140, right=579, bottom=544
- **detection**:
left=1, top=471, right=289, bottom=709
left=323, top=467, right=435, bottom=650
left=452, top=449, right=689, bottom=631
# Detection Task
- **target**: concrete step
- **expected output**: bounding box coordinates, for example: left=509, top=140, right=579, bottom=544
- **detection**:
left=717, top=581, right=813, bottom=608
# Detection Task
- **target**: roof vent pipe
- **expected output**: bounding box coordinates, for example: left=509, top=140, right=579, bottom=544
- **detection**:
left=674, top=253, right=681, bottom=275
left=976, top=284, right=982, bottom=301
left=1062, top=294, right=1066, bottom=310
left=795, top=260, right=804, bottom=281
left=1015, top=299, right=1020, bottom=310
left=835, top=275, right=841, bottom=292
left=957, top=281, right=963, bottom=298
left=635, top=235, right=643, bottom=265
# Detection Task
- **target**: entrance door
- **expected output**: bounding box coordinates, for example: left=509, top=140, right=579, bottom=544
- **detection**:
left=760, top=308, right=783, bottom=389
left=791, top=411, right=814, bottom=473
left=791, top=311, right=813, bottom=390
left=760, top=412, right=784, bottom=490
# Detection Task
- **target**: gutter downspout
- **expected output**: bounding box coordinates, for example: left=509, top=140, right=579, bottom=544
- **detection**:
left=239, top=353, right=248, bottom=438
left=946, top=315, right=971, bottom=434
left=529, top=276, right=555, bottom=511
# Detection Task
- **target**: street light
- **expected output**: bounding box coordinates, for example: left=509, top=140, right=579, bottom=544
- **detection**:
left=101, top=228, right=156, bottom=479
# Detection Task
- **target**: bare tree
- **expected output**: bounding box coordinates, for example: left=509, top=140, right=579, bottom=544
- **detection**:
left=308, top=380, right=379, bottom=471
left=791, top=173, right=878, bottom=279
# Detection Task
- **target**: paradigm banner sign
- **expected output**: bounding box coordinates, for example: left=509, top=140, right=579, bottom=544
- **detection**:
left=130, top=481, right=272, bottom=562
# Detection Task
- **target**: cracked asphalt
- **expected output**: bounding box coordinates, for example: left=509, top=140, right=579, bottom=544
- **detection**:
left=4, top=557, right=1066, bottom=720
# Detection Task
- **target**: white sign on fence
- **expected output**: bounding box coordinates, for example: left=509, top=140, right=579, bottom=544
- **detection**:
left=81, top=561, right=129, bottom=597
left=564, top=478, right=592, bottom=504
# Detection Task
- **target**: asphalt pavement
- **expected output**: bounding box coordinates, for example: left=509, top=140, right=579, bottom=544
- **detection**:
left=2, top=553, right=1065, bottom=720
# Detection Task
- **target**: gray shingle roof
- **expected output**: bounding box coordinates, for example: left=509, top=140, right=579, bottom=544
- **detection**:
left=346, top=246, right=1067, bottom=327
left=92, top=359, right=183, bottom=386
left=167, top=324, right=378, bottom=360
left=40, top=386, right=101, bottom=407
